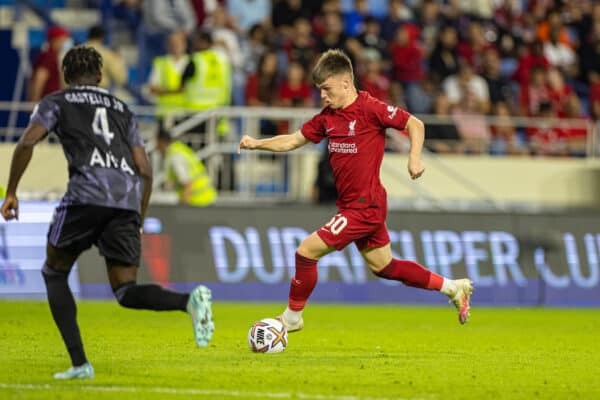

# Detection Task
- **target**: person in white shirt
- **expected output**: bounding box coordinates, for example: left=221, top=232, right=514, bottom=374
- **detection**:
left=544, top=28, right=576, bottom=73
left=442, top=61, right=490, bottom=114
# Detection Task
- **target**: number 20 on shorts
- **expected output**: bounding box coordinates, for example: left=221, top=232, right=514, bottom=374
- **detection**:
left=325, top=214, right=348, bottom=235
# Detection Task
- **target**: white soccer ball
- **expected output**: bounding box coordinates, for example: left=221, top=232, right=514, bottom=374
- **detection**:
left=247, top=318, right=288, bottom=353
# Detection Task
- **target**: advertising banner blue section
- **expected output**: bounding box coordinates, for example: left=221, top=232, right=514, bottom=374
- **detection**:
left=0, top=202, right=80, bottom=299
left=73, top=205, right=600, bottom=306
left=8, top=202, right=599, bottom=305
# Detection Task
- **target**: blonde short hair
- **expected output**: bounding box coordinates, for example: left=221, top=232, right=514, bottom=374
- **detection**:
left=312, top=49, right=354, bottom=85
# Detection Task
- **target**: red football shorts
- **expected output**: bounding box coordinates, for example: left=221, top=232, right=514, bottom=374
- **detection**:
left=316, top=207, right=390, bottom=251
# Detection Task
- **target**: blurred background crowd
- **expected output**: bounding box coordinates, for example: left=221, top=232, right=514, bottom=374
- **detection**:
left=7, top=0, right=600, bottom=157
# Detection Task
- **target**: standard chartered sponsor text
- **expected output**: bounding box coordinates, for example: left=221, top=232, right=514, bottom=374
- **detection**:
left=329, top=142, right=358, bottom=154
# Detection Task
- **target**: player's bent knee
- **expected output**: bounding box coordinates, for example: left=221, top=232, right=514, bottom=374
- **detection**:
left=296, top=245, right=313, bottom=260
left=41, top=262, right=69, bottom=282
left=367, top=262, right=386, bottom=274
left=112, top=281, right=138, bottom=308
left=46, top=244, right=78, bottom=272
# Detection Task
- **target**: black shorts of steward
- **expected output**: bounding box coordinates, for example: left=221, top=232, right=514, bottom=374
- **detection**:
left=47, top=204, right=141, bottom=266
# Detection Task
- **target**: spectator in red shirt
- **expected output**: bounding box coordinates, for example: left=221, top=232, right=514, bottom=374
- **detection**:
left=389, top=24, right=430, bottom=113
left=457, top=21, right=496, bottom=73
left=527, top=101, right=568, bottom=156
left=245, top=51, right=280, bottom=106
left=389, top=24, right=424, bottom=84
left=279, top=61, right=313, bottom=107
left=245, top=50, right=281, bottom=136
left=28, top=26, right=71, bottom=101
left=546, top=67, right=575, bottom=117
left=520, top=66, right=551, bottom=116
left=512, top=40, right=550, bottom=87
left=359, top=50, right=391, bottom=103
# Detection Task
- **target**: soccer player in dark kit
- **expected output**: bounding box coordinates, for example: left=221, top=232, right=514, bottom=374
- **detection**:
left=1, top=46, right=214, bottom=379
left=239, top=49, right=474, bottom=332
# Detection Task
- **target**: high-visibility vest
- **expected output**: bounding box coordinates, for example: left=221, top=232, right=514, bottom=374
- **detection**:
left=166, top=141, right=217, bottom=207
left=184, top=50, right=231, bottom=111
left=0, top=185, right=5, bottom=199
left=152, top=56, right=187, bottom=116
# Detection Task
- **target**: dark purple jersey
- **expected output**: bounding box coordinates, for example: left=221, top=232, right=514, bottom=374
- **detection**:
left=30, top=85, right=145, bottom=212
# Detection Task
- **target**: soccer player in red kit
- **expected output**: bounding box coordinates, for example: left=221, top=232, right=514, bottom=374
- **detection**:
left=238, top=49, right=473, bottom=331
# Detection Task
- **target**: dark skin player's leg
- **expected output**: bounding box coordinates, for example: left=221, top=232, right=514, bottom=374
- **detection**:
left=43, top=243, right=89, bottom=366
left=106, top=261, right=138, bottom=290
left=106, top=260, right=189, bottom=311
left=46, top=242, right=79, bottom=273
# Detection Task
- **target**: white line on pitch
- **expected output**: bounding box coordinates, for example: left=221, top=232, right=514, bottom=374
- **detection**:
left=0, top=383, right=433, bottom=400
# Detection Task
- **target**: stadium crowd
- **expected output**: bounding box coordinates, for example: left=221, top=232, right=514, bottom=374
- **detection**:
left=28, top=0, right=600, bottom=156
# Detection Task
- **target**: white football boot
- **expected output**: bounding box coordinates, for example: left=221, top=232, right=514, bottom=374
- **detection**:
left=448, top=279, right=474, bottom=324
left=53, top=363, right=94, bottom=380
left=277, top=315, right=304, bottom=332
left=187, top=285, right=214, bottom=347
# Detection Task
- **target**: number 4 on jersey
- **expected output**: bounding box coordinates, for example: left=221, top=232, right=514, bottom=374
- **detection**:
left=92, top=107, right=114, bottom=145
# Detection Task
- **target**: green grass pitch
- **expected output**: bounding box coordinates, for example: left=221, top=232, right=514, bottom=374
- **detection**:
left=0, top=301, right=598, bottom=400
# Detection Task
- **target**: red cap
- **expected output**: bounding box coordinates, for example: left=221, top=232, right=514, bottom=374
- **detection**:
left=47, top=26, right=70, bottom=41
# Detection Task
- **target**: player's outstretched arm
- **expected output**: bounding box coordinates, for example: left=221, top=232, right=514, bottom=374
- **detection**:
left=1, top=123, right=48, bottom=221
left=238, top=130, right=309, bottom=153
left=406, top=115, right=425, bottom=180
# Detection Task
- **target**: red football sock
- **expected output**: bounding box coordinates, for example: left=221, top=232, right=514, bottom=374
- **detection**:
left=288, top=252, right=318, bottom=311
left=375, top=258, right=443, bottom=290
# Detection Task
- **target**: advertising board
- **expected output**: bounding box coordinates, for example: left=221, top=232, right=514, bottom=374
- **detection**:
left=5, top=203, right=597, bottom=305
left=79, top=206, right=599, bottom=306
left=0, top=202, right=80, bottom=298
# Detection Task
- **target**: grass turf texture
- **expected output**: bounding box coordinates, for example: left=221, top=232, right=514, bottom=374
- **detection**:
left=0, top=301, right=598, bottom=400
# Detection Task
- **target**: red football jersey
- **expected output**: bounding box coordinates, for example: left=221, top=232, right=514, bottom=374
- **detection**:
left=301, top=91, right=411, bottom=209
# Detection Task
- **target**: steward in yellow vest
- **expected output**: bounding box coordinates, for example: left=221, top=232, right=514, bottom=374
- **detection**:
left=181, top=31, right=232, bottom=134
left=157, top=130, right=217, bottom=206
left=147, top=32, right=189, bottom=117
left=182, top=31, right=231, bottom=110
